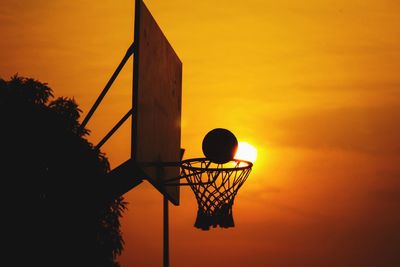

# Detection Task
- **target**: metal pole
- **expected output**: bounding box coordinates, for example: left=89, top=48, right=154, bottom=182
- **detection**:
left=163, top=196, right=169, bottom=267
left=95, top=108, right=133, bottom=150
left=80, top=42, right=134, bottom=130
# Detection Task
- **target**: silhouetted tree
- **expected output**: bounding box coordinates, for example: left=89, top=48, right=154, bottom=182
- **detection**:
left=0, top=75, right=126, bottom=267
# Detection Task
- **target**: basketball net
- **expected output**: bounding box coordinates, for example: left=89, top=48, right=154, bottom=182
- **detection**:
left=181, top=158, right=252, bottom=230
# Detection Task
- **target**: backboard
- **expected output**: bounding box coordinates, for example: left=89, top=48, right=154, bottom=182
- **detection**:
left=132, top=0, right=182, bottom=205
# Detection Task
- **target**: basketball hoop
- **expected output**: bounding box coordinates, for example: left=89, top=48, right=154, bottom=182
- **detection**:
left=180, top=158, right=252, bottom=230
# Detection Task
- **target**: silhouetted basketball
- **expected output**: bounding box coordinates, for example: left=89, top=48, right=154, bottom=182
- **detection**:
left=202, top=128, right=238, bottom=164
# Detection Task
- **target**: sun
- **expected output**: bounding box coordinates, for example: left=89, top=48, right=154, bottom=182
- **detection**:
left=234, top=142, right=258, bottom=163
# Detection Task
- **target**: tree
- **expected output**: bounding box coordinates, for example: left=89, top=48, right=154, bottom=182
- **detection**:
left=0, top=75, right=127, bottom=267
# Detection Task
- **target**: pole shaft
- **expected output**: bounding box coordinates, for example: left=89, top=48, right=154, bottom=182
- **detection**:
left=163, top=196, right=169, bottom=267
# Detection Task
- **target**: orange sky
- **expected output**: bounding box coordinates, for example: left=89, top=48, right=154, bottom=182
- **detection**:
left=1, top=0, right=400, bottom=266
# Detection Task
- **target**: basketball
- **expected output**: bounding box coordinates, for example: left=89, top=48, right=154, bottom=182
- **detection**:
left=202, top=128, right=238, bottom=164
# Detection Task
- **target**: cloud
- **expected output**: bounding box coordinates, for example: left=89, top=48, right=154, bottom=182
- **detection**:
left=269, top=105, right=400, bottom=154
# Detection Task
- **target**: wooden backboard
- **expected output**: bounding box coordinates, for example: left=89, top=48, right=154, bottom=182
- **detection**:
left=132, top=0, right=182, bottom=205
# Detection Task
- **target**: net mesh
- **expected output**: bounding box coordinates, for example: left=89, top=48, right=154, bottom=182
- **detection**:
left=181, top=158, right=252, bottom=230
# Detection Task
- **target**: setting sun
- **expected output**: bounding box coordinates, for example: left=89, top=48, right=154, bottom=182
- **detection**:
left=235, top=142, right=258, bottom=163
